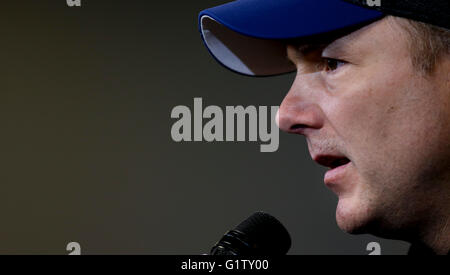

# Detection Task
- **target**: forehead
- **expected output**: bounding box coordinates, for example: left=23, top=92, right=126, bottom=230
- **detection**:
left=286, top=17, right=408, bottom=57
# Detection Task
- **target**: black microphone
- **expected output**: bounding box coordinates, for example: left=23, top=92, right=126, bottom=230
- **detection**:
left=210, top=212, right=291, bottom=255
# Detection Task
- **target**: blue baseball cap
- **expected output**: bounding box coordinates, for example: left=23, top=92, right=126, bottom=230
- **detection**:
left=199, top=0, right=384, bottom=76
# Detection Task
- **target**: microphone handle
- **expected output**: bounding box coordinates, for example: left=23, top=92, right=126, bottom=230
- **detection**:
left=210, top=230, right=254, bottom=255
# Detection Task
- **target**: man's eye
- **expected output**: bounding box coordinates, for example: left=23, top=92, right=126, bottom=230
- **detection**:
left=323, top=58, right=347, bottom=72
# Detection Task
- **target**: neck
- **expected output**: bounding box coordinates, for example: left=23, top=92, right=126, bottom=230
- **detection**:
left=409, top=194, right=450, bottom=255
left=423, top=214, right=450, bottom=255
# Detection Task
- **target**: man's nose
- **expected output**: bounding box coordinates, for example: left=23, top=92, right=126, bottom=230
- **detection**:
left=276, top=75, right=325, bottom=135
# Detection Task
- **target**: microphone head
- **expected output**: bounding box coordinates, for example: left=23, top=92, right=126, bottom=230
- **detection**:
left=210, top=212, right=291, bottom=255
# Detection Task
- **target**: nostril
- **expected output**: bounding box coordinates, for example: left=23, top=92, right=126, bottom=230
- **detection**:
left=277, top=100, right=324, bottom=134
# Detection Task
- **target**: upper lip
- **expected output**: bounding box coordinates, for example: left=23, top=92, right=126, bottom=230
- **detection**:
left=312, top=154, right=351, bottom=169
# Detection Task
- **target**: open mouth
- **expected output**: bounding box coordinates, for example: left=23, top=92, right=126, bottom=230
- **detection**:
left=329, top=157, right=351, bottom=169
left=314, top=154, right=353, bottom=188
left=314, top=155, right=351, bottom=170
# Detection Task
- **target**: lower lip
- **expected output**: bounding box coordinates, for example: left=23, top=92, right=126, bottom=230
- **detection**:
left=324, top=162, right=351, bottom=186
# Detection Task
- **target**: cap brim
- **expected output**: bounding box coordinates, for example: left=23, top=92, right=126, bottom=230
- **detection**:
left=199, top=0, right=384, bottom=76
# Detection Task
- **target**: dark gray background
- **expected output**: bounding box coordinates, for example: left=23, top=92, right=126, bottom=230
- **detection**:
left=0, top=0, right=410, bottom=254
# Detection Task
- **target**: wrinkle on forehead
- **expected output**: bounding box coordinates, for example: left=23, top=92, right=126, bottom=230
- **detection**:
left=287, top=18, right=400, bottom=70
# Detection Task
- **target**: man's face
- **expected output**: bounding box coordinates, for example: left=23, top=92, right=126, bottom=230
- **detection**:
left=277, top=18, right=450, bottom=236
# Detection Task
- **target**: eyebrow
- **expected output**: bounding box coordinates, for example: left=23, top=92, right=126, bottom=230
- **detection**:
left=286, top=28, right=358, bottom=61
left=286, top=43, right=326, bottom=63
left=321, top=36, right=355, bottom=58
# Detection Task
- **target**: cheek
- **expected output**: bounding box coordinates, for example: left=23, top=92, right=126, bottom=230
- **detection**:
left=325, top=86, right=393, bottom=163
left=323, top=77, right=404, bottom=176
left=328, top=72, right=444, bottom=193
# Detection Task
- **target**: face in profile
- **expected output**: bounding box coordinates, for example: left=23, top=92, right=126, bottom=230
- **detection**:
left=277, top=17, right=450, bottom=239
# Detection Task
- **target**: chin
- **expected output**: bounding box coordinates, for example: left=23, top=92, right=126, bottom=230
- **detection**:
left=335, top=196, right=374, bottom=235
